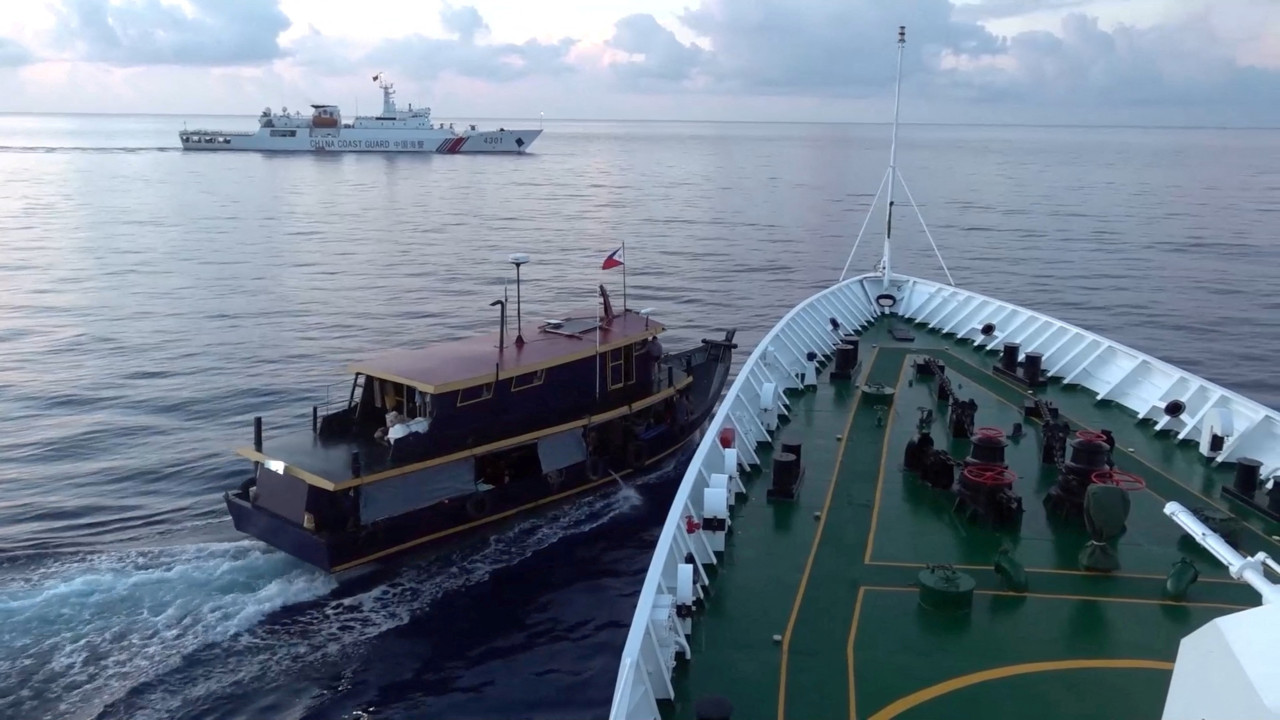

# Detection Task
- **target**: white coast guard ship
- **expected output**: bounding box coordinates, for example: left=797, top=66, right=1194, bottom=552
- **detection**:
left=179, top=74, right=541, bottom=154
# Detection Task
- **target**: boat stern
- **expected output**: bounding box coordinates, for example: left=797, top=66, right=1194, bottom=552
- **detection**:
left=224, top=487, right=336, bottom=571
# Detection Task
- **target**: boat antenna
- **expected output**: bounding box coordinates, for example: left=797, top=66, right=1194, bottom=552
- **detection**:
left=509, top=253, right=529, bottom=346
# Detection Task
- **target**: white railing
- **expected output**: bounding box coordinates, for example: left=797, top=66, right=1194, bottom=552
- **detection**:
left=609, top=272, right=1280, bottom=720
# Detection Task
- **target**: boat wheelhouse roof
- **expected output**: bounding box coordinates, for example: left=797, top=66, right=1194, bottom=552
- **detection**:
left=349, top=308, right=665, bottom=394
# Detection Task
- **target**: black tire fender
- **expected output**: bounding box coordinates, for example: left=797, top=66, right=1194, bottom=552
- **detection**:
left=545, top=468, right=565, bottom=493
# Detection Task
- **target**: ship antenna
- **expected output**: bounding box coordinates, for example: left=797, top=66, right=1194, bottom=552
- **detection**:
left=880, top=25, right=906, bottom=291
left=839, top=26, right=955, bottom=287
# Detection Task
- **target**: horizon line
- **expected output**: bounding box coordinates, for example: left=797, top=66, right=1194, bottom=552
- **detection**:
left=0, top=111, right=1277, bottom=131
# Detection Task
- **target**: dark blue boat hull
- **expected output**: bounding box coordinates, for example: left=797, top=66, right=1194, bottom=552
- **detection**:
left=225, top=337, right=734, bottom=572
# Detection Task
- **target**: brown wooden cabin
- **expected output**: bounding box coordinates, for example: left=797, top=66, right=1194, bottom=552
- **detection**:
left=235, top=289, right=696, bottom=536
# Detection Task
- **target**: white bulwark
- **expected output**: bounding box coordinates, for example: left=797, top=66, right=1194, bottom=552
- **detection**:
left=179, top=74, right=541, bottom=154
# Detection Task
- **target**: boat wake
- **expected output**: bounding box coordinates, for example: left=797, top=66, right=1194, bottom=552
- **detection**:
left=0, top=541, right=333, bottom=720
left=0, top=482, right=651, bottom=720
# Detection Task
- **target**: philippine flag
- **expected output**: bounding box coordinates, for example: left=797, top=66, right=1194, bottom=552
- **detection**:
left=601, top=246, right=624, bottom=270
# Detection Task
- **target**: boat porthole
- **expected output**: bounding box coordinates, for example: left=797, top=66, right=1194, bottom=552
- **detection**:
left=980, top=322, right=996, bottom=336
left=1164, top=399, right=1187, bottom=418
left=875, top=293, right=897, bottom=308
left=466, top=492, right=491, bottom=519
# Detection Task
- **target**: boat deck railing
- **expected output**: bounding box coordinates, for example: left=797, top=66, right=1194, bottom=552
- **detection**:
left=608, top=272, right=1280, bottom=720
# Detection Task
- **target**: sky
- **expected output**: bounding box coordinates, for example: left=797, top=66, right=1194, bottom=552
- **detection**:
left=0, top=0, right=1277, bottom=125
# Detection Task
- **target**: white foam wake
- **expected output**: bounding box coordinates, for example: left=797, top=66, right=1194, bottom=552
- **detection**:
left=0, top=482, right=649, bottom=720
left=0, top=541, right=335, bottom=720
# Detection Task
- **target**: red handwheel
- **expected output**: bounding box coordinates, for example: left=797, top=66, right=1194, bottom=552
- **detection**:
left=975, top=427, right=1006, bottom=440
left=1076, top=430, right=1108, bottom=444
left=962, top=464, right=1017, bottom=487
left=1091, top=469, right=1145, bottom=491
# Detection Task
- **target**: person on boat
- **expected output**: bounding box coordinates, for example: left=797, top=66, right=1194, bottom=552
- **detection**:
left=375, top=409, right=408, bottom=444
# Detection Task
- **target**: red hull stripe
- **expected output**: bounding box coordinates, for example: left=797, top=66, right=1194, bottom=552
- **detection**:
left=434, top=137, right=472, bottom=153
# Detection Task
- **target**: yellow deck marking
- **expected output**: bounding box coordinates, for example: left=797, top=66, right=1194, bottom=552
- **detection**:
left=970, top=588, right=1248, bottom=610
left=857, top=583, right=1249, bottom=608
left=863, top=357, right=911, bottom=564
left=846, top=587, right=866, bottom=720
left=776, top=347, right=876, bottom=720
left=866, top=658, right=1174, bottom=719
left=851, top=585, right=1237, bottom=718
left=863, top=559, right=1243, bottom=584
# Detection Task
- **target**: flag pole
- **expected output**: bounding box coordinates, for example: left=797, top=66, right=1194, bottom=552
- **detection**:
left=622, top=239, right=627, bottom=312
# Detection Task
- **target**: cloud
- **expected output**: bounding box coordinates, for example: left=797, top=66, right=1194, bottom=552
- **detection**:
left=340, top=4, right=577, bottom=83
left=0, top=37, right=33, bottom=67
left=53, top=0, right=291, bottom=66
left=439, top=2, right=489, bottom=44
left=952, top=0, right=1093, bottom=22
left=6, top=0, right=1278, bottom=123
left=605, top=14, right=706, bottom=85
left=604, top=0, right=1003, bottom=95
left=680, top=0, right=1003, bottom=94
left=591, top=0, right=1279, bottom=123
left=947, top=12, right=1280, bottom=110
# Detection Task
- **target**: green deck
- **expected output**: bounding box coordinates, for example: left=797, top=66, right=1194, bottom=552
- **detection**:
left=667, top=319, right=1280, bottom=720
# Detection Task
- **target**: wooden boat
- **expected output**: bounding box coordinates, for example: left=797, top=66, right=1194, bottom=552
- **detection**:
left=224, top=263, right=735, bottom=573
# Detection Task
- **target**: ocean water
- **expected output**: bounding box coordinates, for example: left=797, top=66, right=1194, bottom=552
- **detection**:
left=0, top=113, right=1278, bottom=720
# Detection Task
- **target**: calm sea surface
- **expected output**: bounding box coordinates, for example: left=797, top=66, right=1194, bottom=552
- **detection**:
left=1, top=114, right=1278, bottom=720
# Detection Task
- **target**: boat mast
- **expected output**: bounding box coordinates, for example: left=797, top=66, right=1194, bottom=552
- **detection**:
left=881, top=25, right=906, bottom=290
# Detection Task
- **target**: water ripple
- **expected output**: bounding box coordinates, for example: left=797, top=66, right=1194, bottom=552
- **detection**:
left=0, top=116, right=1278, bottom=718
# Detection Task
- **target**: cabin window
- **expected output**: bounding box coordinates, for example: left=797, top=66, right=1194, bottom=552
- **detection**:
left=511, top=369, right=545, bottom=391
left=608, top=348, right=625, bottom=389
left=458, top=382, right=495, bottom=406
left=623, top=344, right=636, bottom=385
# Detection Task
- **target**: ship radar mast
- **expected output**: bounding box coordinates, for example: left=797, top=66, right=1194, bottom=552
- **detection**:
left=373, top=71, right=396, bottom=114
left=838, top=25, right=954, bottom=290
left=881, top=25, right=906, bottom=291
